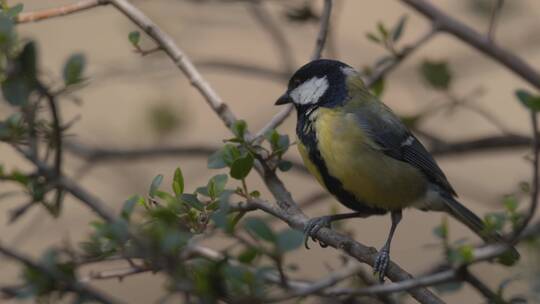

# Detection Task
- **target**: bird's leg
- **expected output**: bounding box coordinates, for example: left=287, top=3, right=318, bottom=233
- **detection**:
left=373, top=210, right=402, bottom=282
left=304, top=212, right=369, bottom=249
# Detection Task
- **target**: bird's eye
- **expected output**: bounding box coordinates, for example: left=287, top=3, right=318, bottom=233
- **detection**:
left=291, top=78, right=302, bottom=87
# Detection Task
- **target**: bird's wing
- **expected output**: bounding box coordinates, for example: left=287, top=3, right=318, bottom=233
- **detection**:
left=352, top=103, right=457, bottom=196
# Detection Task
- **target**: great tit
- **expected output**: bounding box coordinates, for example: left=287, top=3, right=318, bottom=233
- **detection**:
left=275, top=59, right=519, bottom=281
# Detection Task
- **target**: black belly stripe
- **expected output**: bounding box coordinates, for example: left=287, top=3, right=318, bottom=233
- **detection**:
left=297, top=110, right=387, bottom=215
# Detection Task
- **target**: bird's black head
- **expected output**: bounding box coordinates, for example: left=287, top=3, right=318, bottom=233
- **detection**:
left=275, top=59, right=354, bottom=109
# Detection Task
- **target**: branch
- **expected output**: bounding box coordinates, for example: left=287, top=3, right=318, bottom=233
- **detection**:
left=15, top=0, right=107, bottom=24
left=487, top=0, right=504, bottom=42
left=0, top=244, right=120, bottom=304
left=400, top=0, right=540, bottom=89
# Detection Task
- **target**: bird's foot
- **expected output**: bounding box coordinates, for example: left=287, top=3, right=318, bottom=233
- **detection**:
left=373, top=248, right=390, bottom=282
left=303, top=216, right=333, bottom=249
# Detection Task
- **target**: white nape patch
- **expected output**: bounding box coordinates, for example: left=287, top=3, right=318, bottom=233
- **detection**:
left=340, top=66, right=357, bottom=76
left=400, top=136, right=415, bottom=147
left=289, top=76, right=329, bottom=105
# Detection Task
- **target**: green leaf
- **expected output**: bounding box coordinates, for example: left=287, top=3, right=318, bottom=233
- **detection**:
left=392, top=15, right=408, bottom=42
left=515, top=89, right=540, bottom=111
left=19, top=41, right=37, bottom=80
left=238, top=248, right=258, bottom=264
left=172, top=167, right=184, bottom=196
left=483, top=212, right=506, bottom=233
left=244, top=217, right=275, bottom=242
left=371, top=77, right=385, bottom=97
left=230, top=154, right=254, bottom=180
left=277, top=160, right=292, bottom=172
left=276, top=229, right=303, bottom=252
left=458, top=245, right=474, bottom=263
left=207, top=174, right=228, bottom=199
left=222, top=144, right=241, bottom=166
left=503, top=195, right=518, bottom=213
left=5, top=4, right=24, bottom=18
left=208, top=149, right=227, bottom=169
left=420, top=60, right=452, bottom=90
left=181, top=193, right=204, bottom=211
left=63, top=53, right=85, bottom=86
left=433, top=218, right=448, bottom=239
left=1, top=77, right=29, bottom=106
left=376, top=22, right=389, bottom=39
left=366, top=32, right=381, bottom=44
left=232, top=120, right=247, bottom=140
left=149, top=174, right=163, bottom=198
left=249, top=190, right=260, bottom=198
left=121, top=195, right=140, bottom=221
left=128, top=31, right=140, bottom=46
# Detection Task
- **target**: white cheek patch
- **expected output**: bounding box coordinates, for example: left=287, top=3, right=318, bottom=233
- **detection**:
left=289, top=76, right=329, bottom=105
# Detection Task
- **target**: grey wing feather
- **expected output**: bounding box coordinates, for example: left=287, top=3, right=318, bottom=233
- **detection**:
left=355, top=109, right=457, bottom=196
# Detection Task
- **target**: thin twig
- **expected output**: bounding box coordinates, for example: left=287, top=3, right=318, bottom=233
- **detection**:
left=16, top=0, right=107, bottom=24
left=487, top=0, right=504, bottom=42
left=248, top=1, right=295, bottom=74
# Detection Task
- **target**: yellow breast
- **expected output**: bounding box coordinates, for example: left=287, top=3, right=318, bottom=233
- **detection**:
left=304, top=107, right=427, bottom=210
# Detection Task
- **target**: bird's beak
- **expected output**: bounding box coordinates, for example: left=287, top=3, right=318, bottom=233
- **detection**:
left=275, top=93, right=292, bottom=105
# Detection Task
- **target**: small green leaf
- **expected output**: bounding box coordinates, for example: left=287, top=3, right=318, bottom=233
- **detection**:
left=392, top=15, right=408, bottom=42
left=515, top=89, right=540, bottom=111
left=458, top=245, right=474, bottom=263
left=208, top=148, right=227, bottom=169
left=244, top=217, right=275, bottom=242
left=5, top=4, right=24, bottom=18
left=366, top=32, right=381, bottom=44
left=433, top=218, right=448, bottom=239
left=420, top=60, right=452, bottom=90
left=371, top=77, right=385, bottom=97
left=249, top=190, right=260, bottom=198
left=121, top=195, right=141, bottom=221
left=232, top=120, right=247, bottom=140
left=376, top=22, right=389, bottom=39
left=1, top=77, right=29, bottom=106
left=128, top=31, right=140, bottom=46
left=277, top=160, right=292, bottom=172
left=238, top=248, right=258, bottom=264
left=503, top=195, right=518, bottom=213
left=276, top=229, right=304, bottom=252
left=180, top=193, right=204, bottom=211
left=230, top=154, right=254, bottom=180
left=63, top=53, right=85, bottom=86
left=207, top=174, right=228, bottom=199
left=149, top=174, right=163, bottom=198
left=172, top=167, right=184, bottom=196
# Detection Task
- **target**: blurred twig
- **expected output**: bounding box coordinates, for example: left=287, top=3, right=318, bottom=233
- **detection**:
left=15, top=0, right=107, bottom=24
left=487, top=0, right=504, bottom=42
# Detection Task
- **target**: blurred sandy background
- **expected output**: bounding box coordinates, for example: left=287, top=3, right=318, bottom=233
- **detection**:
left=1, top=0, right=540, bottom=303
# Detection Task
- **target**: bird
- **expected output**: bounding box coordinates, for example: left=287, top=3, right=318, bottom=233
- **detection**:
left=274, top=59, right=519, bottom=281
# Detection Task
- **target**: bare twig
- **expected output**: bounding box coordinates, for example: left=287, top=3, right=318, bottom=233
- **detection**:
left=462, top=269, right=502, bottom=302
left=15, top=0, right=107, bottom=24
left=487, top=0, right=504, bottom=42
left=248, top=1, right=295, bottom=74
left=400, top=0, right=540, bottom=89
left=0, top=244, right=120, bottom=304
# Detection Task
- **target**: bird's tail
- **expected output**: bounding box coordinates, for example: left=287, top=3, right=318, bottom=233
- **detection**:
left=444, top=197, right=520, bottom=265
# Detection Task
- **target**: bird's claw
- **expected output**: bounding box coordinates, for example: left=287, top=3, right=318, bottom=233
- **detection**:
left=303, top=216, right=332, bottom=249
left=373, top=248, right=390, bottom=282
